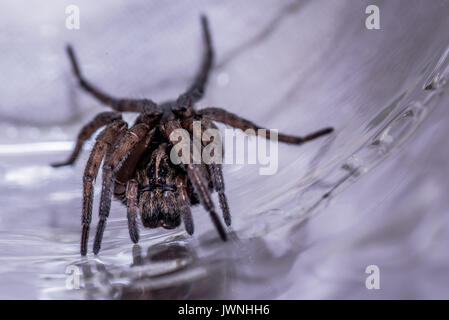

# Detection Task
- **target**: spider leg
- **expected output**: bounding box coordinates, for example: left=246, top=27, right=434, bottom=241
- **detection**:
left=184, top=15, right=214, bottom=103
left=199, top=118, right=231, bottom=226
left=113, top=124, right=158, bottom=201
left=176, top=175, right=194, bottom=235
left=51, top=112, right=122, bottom=167
left=80, top=120, right=128, bottom=256
left=198, top=107, right=334, bottom=144
left=113, top=111, right=162, bottom=200
left=182, top=116, right=230, bottom=225
left=126, top=179, right=139, bottom=244
left=186, top=162, right=227, bottom=241
left=93, top=123, right=153, bottom=255
left=165, top=119, right=227, bottom=241
left=66, top=45, right=160, bottom=113
left=209, top=163, right=230, bottom=226
left=178, top=117, right=214, bottom=192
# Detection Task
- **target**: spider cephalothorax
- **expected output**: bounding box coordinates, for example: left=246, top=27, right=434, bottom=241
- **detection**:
left=52, top=16, right=333, bottom=255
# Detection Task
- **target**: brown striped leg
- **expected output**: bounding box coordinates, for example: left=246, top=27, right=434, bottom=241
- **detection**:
left=93, top=124, right=153, bottom=255
left=200, top=118, right=231, bottom=226
left=198, top=107, right=334, bottom=144
left=209, top=163, right=230, bottom=226
left=51, top=112, right=122, bottom=167
left=80, top=120, right=128, bottom=256
left=164, top=119, right=227, bottom=241
left=185, top=162, right=227, bottom=241
left=176, top=175, right=194, bottom=235
left=126, top=179, right=139, bottom=244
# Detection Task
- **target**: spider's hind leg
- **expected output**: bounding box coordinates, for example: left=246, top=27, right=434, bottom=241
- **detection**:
left=184, top=15, right=214, bottom=103
left=199, top=107, right=334, bottom=144
left=66, top=45, right=159, bottom=113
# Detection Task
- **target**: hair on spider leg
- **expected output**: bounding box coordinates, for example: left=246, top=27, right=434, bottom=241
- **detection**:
left=51, top=15, right=334, bottom=255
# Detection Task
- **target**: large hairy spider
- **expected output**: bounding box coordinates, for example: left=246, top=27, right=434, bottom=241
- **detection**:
left=52, top=16, right=333, bottom=256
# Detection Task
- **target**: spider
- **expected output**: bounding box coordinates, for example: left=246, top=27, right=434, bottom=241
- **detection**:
left=51, top=15, right=333, bottom=256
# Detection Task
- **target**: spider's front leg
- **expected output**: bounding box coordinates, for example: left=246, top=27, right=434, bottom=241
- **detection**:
left=175, top=175, right=194, bottom=235
left=51, top=111, right=122, bottom=167
left=165, top=119, right=227, bottom=241
left=93, top=124, right=154, bottom=255
left=186, top=161, right=227, bottom=241
left=126, top=179, right=139, bottom=244
left=200, top=118, right=231, bottom=226
left=198, top=108, right=334, bottom=144
left=80, top=120, right=128, bottom=256
left=181, top=116, right=231, bottom=226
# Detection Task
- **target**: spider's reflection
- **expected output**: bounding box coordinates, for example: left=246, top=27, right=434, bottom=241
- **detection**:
left=75, top=228, right=311, bottom=299
left=78, top=238, right=230, bottom=299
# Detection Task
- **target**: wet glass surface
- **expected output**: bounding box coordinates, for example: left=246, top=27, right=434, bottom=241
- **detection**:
left=1, top=0, right=449, bottom=299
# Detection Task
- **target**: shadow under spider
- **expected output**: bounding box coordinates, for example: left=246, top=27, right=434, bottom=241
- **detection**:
left=72, top=231, right=312, bottom=300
